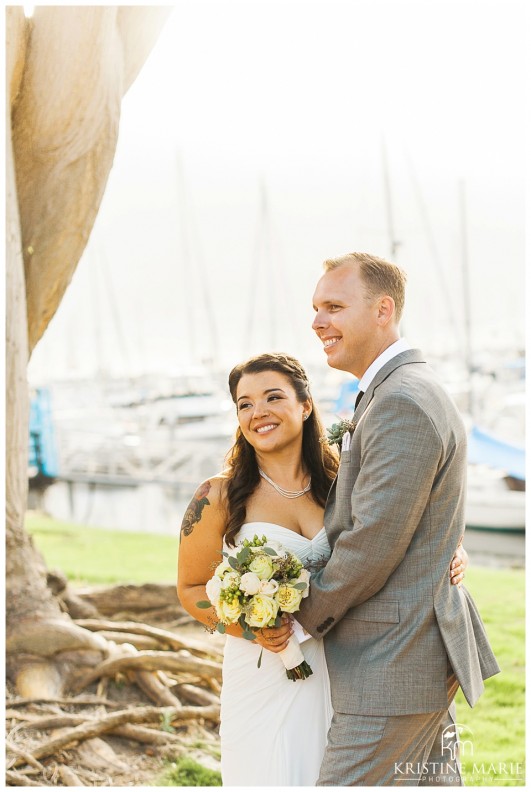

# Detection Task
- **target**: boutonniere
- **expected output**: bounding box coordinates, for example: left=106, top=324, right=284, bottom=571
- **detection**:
left=320, top=419, right=356, bottom=448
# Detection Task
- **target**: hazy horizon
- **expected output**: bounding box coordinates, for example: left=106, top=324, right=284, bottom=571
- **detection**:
left=28, top=0, right=525, bottom=384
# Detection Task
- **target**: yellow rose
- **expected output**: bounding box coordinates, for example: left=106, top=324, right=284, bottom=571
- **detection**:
left=275, top=583, right=303, bottom=613
left=248, top=553, right=274, bottom=581
left=246, top=595, right=279, bottom=628
left=216, top=597, right=242, bottom=624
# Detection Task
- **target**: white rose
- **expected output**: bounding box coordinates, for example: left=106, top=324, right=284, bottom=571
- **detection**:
left=248, top=553, right=274, bottom=581
left=274, top=583, right=303, bottom=613
left=205, top=576, right=222, bottom=604
left=239, top=572, right=261, bottom=595
left=259, top=578, right=279, bottom=596
left=221, top=571, right=241, bottom=590
left=294, top=568, right=311, bottom=598
left=216, top=597, right=242, bottom=624
left=246, top=595, right=279, bottom=628
left=215, top=558, right=232, bottom=578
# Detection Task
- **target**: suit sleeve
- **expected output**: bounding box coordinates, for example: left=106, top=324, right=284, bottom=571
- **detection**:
left=297, top=392, right=443, bottom=637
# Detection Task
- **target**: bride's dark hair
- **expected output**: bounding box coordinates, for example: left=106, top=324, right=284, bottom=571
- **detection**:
left=224, top=352, right=338, bottom=546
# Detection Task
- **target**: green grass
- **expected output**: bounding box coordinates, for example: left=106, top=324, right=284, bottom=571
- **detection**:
left=25, top=511, right=178, bottom=585
left=25, top=512, right=524, bottom=785
left=156, top=757, right=221, bottom=786
left=455, top=567, right=525, bottom=786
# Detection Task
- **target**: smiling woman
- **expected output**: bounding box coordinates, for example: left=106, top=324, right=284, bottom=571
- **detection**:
left=176, top=351, right=338, bottom=785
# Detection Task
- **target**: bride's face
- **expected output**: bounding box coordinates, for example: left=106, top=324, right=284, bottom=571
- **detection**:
left=235, top=370, right=311, bottom=453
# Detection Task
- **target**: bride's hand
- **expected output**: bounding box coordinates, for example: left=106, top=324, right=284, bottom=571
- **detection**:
left=254, top=616, right=293, bottom=653
left=450, top=536, right=468, bottom=586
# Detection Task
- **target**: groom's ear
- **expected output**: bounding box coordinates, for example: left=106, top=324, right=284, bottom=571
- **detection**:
left=376, top=295, right=395, bottom=326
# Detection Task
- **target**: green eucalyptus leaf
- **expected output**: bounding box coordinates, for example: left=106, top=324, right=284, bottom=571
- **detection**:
left=237, top=546, right=251, bottom=564
left=196, top=600, right=212, bottom=608
left=242, top=629, right=256, bottom=640
left=216, top=623, right=226, bottom=634
left=263, top=547, right=277, bottom=556
left=228, top=556, right=239, bottom=571
left=293, top=582, right=307, bottom=590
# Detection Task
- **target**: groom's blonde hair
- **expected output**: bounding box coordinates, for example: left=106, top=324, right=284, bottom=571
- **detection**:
left=323, top=252, right=407, bottom=323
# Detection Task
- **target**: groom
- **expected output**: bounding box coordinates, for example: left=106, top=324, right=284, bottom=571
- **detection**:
left=293, top=253, right=500, bottom=785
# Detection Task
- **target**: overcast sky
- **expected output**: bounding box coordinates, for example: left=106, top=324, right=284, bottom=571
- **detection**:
left=28, top=0, right=526, bottom=383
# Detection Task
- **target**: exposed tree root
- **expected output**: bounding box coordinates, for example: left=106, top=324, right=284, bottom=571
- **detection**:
left=6, top=770, right=42, bottom=786
left=74, top=618, right=223, bottom=659
left=9, top=704, right=221, bottom=768
left=57, top=765, right=85, bottom=786
left=131, top=669, right=182, bottom=707
left=5, top=740, right=45, bottom=770
left=6, top=582, right=223, bottom=786
left=6, top=695, right=120, bottom=708
left=71, top=650, right=222, bottom=692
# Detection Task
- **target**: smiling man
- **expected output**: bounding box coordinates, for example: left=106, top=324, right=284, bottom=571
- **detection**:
left=296, top=252, right=500, bottom=786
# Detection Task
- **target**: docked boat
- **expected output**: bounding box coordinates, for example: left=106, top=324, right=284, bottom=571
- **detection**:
left=466, top=425, right=525, bottom=532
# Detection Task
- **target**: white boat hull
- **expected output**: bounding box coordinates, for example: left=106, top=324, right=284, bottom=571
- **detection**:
left=466, top=467, right=525, bottom=531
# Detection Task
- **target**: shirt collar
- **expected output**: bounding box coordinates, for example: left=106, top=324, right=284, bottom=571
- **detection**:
left=358, top=338, right=411, bottom=393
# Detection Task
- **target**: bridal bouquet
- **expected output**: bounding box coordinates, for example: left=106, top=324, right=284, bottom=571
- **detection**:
left=197, top=534, right=312, bottom=681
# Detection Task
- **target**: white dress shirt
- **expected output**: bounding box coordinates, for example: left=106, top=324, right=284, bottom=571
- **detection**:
left=358, top=338, right=411, bottom=394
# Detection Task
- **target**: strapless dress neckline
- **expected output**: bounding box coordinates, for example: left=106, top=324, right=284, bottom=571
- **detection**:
left=242, top=522, right=326, bottom=543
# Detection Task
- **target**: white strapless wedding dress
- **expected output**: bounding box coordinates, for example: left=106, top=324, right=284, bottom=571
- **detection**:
left=220, top=522, right=333, bottom=787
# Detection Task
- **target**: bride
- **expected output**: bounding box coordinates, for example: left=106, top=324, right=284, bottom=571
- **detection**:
left=177, top=352, right=467, bottom=786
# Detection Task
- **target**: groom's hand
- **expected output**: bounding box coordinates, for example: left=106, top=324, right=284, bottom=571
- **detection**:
left=254, top=616, right=293, bottom=653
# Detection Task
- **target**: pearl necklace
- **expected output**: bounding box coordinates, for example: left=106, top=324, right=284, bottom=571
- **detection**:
left=258, top=468, right=311, bottom=499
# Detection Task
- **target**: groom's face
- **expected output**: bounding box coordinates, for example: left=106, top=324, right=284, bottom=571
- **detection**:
left=312, top=264, right=380, bottom=378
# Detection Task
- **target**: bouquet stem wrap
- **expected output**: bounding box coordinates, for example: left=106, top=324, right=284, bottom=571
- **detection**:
left=279, top=634, right=313, bottom=681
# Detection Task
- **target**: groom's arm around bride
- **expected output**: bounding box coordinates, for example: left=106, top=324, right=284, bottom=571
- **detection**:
left=296, top=253, right=500, bottom=786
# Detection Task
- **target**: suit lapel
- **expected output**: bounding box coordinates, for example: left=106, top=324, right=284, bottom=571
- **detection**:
left=353, top=348, right=425, bottom=422
left=324, top=349, right=426, bottom=541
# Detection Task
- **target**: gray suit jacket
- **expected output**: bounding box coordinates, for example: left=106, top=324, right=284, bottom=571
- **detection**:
left=298, top=349, right=500, bottom=716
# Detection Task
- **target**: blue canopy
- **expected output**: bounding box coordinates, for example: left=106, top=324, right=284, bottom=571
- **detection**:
left=333, top=378, right=360, bottom=414
left=29, top=387, right=59, bottom=477
left=468, top=425, right=525, bottom=481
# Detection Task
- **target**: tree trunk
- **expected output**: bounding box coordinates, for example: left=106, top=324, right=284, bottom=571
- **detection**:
left=11, top=6, right=171, bottom=354
left=5, top=5, right=170, bottom=697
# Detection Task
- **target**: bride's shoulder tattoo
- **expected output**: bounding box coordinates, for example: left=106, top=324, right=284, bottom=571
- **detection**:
left=180, top=480, right=212, bottom=537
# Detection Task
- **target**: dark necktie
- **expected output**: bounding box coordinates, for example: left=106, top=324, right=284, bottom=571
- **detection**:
left=355, top=390, right=364, bottom=409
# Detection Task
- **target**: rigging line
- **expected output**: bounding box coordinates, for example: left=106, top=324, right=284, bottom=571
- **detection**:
left=182, top=166, right=220, bottom=366
left=265, top=197, right=301, bottom=351
left=243, top=179, right=267, bottom=354
left=99, top=244, right=133, bottom=375
left=381, top=138, right=405, bottom=336
left=261, top=180, right=277, bottom=350
left=381, top=138, right=401, bottom=260
left=459, top=180, right=475, bottom=419
left=89, top=245, right=106, bottom=377
left=402, top=145, right=464, bottom=349
left=175, top=152, right=198, bottom=361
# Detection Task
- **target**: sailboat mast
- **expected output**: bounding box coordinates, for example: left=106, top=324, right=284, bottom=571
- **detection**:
left=261, top=182, right=277, bottom=350
left=381, top=139, right=400, bottom=260
left=459, top=180, right=474, bottom=418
